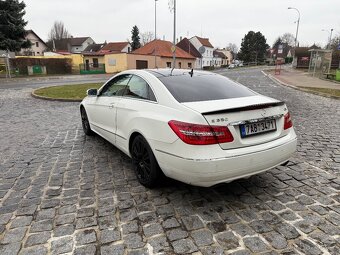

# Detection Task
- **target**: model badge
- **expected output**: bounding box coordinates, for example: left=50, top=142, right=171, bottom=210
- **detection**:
left=211, top=117, right=228, bottom=123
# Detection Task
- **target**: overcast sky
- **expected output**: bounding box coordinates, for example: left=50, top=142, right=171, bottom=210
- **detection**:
left=25, top=0, right=340, bottom=49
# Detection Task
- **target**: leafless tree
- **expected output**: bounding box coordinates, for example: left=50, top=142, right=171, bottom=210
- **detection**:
left=227, top=43, right=238, bottom=54
left=140, top=31, right=154, bottom=46
left=226, top=43, right=238, bottom=59
left=48, top=21, right=71, bottom=41
left=281, top=33, right=295, bottom=47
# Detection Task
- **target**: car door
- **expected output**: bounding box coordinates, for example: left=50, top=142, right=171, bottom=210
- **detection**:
left=86, top=74, right=131, bottom=144
left=115, top=74, right=157, bottom=154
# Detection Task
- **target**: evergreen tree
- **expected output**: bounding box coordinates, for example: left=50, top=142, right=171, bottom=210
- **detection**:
left=0, top=0, right=31, bottom=51
left=238, top=31, right=269, bottom=63
left=131, top=25, right=141, bottom=50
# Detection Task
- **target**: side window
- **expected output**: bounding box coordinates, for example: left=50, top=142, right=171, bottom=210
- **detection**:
left=124, top=75, right=156, bottom=101
left=100, top=74, right=131, bottom=96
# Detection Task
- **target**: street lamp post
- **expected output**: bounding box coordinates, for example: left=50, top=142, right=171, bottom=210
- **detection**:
left=288, top=7, right=300, bottom=66
left=154, top=0, right=158, bottom=68
left=172, top=0, right=176, bottom=70
left=155, top=0, right=158, bottom=40
left=322, top=29, right=334, bottom=49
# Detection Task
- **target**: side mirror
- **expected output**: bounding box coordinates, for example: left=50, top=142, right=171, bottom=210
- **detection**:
left=87, top=88, right=98, bottom=96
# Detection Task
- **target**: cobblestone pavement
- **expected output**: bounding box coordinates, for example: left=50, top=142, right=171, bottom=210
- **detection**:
left=0, top=68, right=339, bottom=255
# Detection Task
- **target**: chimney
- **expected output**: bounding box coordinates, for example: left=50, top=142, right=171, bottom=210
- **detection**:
left=180, top=36, right=182, bottom=41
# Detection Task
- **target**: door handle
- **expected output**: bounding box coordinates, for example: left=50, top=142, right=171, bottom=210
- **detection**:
left=108, top=103, right=115, bottom=109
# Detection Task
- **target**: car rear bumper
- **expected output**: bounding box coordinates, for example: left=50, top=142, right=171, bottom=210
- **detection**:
left=154, top=136, right=297, bottom=187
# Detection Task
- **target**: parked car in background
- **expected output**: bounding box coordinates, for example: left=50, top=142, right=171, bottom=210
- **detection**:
left=228, top=63, right=236, bottom=69
left=80, top=69, right=297, bottom=187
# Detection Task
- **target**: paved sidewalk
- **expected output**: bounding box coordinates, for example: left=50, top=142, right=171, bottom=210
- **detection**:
left=265, top=67, right=340, bottom=90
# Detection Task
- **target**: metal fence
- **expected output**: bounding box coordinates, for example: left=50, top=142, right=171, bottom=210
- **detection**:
left=79, top=63, right=105, bottom=74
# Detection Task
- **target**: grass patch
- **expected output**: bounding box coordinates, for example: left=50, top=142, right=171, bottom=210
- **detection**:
left=34, top=83, right=102, bottom=100
left=302, top=87, right=340, bottom=97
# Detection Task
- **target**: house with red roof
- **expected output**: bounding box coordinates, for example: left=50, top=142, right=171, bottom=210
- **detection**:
left=131, top=39, right=195, bottom=69
left=213, top=50, right=228, bottom=67
left=81, top=41, right=131, bottom=74
left=101, top=42, right=132, bottom=53
left=80, top=39, right=195, bottom=74
left=176, top=37, right=202, bottom=69
left=189, top=36, right=214, bottom=68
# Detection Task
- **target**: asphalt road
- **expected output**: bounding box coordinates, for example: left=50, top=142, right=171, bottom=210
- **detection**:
left=0, top=68, right=339, bottom=255
left=0, top=74, right=112, bottom=90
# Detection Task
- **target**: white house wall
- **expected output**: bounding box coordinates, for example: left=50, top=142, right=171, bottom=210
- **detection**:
left=71, top=38, right=95, bottom=53
left=122, top=44, right=132, bottom=53
left=19, top=31, right=47, bottom=56
left=189, top=37, right=214, bottom=67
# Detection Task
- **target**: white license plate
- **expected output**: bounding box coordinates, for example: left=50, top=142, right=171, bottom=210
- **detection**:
left=240, top=119, right=277, bottom=137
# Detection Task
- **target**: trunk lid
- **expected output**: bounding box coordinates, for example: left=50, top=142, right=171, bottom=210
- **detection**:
left=182, top=96, right=289, bottom=149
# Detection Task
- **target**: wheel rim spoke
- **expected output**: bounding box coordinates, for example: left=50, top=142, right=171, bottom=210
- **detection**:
left=132, top=138, right=152, bottom=182
left=81, top=111, right=89, bottom=130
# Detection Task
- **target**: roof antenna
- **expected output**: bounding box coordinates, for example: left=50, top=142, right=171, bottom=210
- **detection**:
left=189, top=68, right=194, bottom=77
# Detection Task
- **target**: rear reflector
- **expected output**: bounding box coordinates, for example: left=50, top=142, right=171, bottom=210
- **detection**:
left=284, top=112, right=293, bottom=130
left=168, top=120, right=234, bottom=145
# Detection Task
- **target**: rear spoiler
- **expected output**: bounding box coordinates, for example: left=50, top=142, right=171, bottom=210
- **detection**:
left=202, top=101, right=285, bottom=115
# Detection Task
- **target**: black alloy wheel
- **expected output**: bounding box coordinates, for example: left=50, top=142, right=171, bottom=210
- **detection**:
left=131, top=135, right=161, bottom=188
left=80, top=107, right=94, bottom=136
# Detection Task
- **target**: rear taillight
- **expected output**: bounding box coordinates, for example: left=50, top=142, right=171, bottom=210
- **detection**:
left=284, top=112, right=293, bottom=130
left=168, top=120, right=234, bottom=145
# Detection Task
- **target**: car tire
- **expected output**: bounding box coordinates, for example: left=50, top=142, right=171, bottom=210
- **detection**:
left=80, top=107, right=94, bottom=136
left=281, top=161, right=289, bottom=166
left=131, top=135, right=161, bottom=188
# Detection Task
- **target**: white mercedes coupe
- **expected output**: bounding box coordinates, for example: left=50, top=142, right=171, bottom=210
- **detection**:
left=80, top=69, right=297, bottom=187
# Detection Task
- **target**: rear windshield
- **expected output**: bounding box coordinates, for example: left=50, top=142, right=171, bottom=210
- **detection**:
left=158, top=73, right=255, bottom=103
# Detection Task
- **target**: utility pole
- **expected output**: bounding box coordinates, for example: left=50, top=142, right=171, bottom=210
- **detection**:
left=6, top=50, right=11, bottom=78
left=288, top=7, right=300, bottom=66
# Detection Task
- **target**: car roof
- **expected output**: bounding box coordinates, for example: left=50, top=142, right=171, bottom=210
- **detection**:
left=145, top=68, right=211, bottom=78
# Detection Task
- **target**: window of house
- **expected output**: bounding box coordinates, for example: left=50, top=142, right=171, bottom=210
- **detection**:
left=128, top=47, right=131, bottom=53
left=93, top=58, right=99, bottom=68
left=178, top=62, right=182, bottom=69
left=37, top=52, right=40, bottom=55
left=35, top=42, right=39, bottom=47
left=188, top=62, right=192, bottom=68
left=166, top=62, right=171, bottom=68
left=123, top=75, right=156, bottom=101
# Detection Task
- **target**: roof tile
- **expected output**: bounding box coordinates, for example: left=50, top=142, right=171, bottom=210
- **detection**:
left=176, top=38, right=202, bottom=58
left=101, top=42, right=130, bottom=52
left=195, top=36, right=214, bottom=48
left=132, top=40, right=195, bottom=59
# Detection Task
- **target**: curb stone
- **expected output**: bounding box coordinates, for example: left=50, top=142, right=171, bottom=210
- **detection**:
left=31, top=88, right=83, bottom=102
